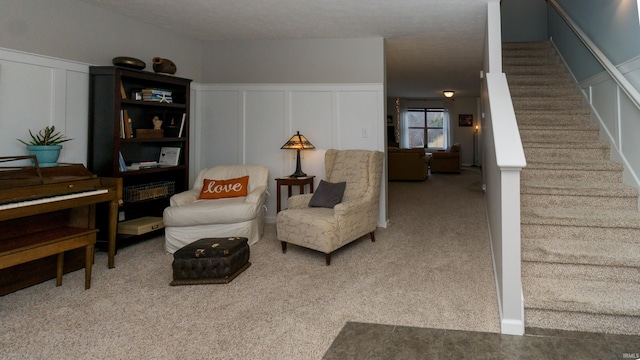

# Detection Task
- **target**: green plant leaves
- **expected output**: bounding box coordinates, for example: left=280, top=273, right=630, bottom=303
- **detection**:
left=17, top=126, right=72, bottom=146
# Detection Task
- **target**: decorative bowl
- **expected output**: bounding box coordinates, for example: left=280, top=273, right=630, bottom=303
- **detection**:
left=112, top=56, right=146, bottom=70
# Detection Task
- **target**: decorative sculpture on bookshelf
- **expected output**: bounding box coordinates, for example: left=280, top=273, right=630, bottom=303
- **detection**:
left=152, top=57, right=177, bottom=75
left=152, top=116, right=163, bottom=130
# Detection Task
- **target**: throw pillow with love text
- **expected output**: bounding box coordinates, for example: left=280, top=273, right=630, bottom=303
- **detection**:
left=199, top=176, right=249, bottom=199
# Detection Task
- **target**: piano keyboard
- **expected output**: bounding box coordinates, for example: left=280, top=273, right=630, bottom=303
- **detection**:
left=0, top=189, right=109, bottom=211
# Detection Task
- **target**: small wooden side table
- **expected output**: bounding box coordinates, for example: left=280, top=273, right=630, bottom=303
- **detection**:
left=276, top=176, right=315, bottom=212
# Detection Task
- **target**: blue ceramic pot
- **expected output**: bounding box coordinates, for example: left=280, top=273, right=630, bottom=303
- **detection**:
left=27, top=145, right=62, bottom=167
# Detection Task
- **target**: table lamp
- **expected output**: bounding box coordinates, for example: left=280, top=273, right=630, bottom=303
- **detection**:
left=281, top=131, right=315, bottom=177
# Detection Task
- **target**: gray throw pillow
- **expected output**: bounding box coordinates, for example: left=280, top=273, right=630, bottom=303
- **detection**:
left=309, top=180, right=346, bottom=208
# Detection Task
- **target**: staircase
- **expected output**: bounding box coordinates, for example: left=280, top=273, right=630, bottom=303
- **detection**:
left=502, top=41, right=640, bottom=335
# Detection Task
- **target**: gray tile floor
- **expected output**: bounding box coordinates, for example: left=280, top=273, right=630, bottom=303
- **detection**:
left=323, top=322, right=640, bottom=359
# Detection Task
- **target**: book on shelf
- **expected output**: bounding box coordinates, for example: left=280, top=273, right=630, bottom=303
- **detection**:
left=141, top=88, right=172, bottom=103
left=178, top=113, right=186, bottom=138
left=119, top=82, right=127, bottom=99
left=128, top=118, right=134, bottom=138
left=120, top=111, right=125, bottom=138
left=126, top=161, right=161, bottom=171
left=158, top=147, right=181, bottom=166
left=118, top=151, right=127, bottom=172
left=120, top=110, right=133, bottom=138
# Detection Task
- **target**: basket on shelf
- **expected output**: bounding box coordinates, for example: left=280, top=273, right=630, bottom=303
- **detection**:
left=124, top=181, right=175, bottom=202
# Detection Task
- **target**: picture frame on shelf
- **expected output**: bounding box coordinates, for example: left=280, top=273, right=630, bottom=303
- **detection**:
left=158, top=147, right=181, bottom=166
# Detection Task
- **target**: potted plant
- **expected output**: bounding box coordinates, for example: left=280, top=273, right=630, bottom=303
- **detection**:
left=17, top=126, right=72, bottom=167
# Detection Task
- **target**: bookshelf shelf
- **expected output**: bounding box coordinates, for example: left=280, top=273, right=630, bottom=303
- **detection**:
left=121, top=99, right=187, bottom=109
left=88, top=66, right=191, bottom=237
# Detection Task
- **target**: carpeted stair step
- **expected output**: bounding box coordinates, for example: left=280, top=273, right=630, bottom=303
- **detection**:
left=516, top=108, right=591, bottom=116
left=522, top=261, right=640, bottom=284
left=508, top=40, right=640, bottom=336
left=503, top=49, right=558, bottom=59
left=502, top=48, right=556, bottom=56
left=524, top=277, right=640, bottom=316
left=526, top=309, right=640, bottom=335
left=522, top=236, right=640, bottom=267
left=513, top=98, right=584, bottom=111
left=518, top=123, right=600, bottom=142
left=522, top=141, right=611, bottom=161
left=503, top=65, right=569, bottom=77
left=507, top=74, right=573, bottom=86
left=521, top=206, right=640, bottom=247
left=523, top=278, right=640, bottom=335
left=502, top=57, right=559, bottom=67
left=521, top=179, right=638, bottom=209
left=503, top=41, right=554, bottom=49
left=502, top=46, right=555, bottom=56
left=523, top=223, right=640, bottom=248
left=522, top=205, right=640, bottom=226
left=521, top=161, right=624, bottom=184
left=515, top=112, right=592, bottom=127
left=509, top=84, right=578, bottom=98
left=522, top=206, right=640, bottom=230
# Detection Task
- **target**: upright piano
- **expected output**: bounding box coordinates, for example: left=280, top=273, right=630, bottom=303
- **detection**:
left=0, top=156, right=121, bottom=295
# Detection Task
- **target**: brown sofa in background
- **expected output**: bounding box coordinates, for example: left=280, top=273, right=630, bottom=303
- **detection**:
left=388, top=147, right=429, bottom=181
left=430, top=143, right=461, bottom=174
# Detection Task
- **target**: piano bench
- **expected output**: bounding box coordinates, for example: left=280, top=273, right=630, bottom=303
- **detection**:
left=0, top=227, right=98, bottom=290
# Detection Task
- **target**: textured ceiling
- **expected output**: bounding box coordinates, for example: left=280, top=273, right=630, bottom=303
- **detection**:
left=79, top=0, right=491, bottom=98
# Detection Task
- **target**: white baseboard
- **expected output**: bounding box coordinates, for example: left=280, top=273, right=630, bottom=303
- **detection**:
left=501, top=318, right=525, bottom=336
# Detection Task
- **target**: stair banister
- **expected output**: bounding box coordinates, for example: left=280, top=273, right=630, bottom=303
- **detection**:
left=482, top=0, right=526, bottom=336
left=548, top=0, right=640, bottom=110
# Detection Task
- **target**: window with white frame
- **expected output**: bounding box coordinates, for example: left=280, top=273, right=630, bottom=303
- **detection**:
left=407, top=108, right=447, bottom=149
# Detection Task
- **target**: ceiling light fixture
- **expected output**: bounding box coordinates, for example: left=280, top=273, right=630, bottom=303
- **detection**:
left=443, top=91, right=455, bottom=98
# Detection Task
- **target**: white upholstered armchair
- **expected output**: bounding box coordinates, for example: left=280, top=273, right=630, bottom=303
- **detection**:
left=276, top=149, right=384, bottom=265
left=163, top=165, right=269, bottom=253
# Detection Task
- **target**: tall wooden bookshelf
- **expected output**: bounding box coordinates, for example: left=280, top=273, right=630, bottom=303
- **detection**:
left=88, top=66, right=191, bottom=237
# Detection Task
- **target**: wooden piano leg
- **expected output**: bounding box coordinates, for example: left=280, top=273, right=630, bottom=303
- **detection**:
left=108, top=199, right=118, bottom=269
left=56, top=252, right=64, bottom=286
left=85, top=245, right=93, bottom=290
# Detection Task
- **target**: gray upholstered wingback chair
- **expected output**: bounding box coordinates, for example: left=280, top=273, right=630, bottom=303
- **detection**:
left=276, top=149, right=384, bottom=265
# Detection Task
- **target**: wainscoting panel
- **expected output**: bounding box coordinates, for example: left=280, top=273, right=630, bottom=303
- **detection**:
left=244, top=90, right=286, bottom=178
left=195, top=83, right=385, bottom=224
left=289, top=90, right=334, bottom=181
left=336, top=90, right=381, bottom=150
left=0, top=48, right=89, bottom=165
left=196, top=89, right=242, bottom=169
left=619, top=93, right=640, bottom=184
left=580, top=62, right=640, bottom=189
left=0, top=48, right=386, bottom=225
left=589, top=77, right=618, bottom=143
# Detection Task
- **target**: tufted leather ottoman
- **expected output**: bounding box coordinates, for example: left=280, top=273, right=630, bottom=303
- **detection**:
left=170, top=237, right=251, bottom=285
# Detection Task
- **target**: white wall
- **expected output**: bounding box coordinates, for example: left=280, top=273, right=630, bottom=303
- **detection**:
left=193, top=83, right=387, bottom=225
left=0, top=0, right=203, bottom=80
left=0, top=49, right=89, bottom=164
left=202, top=38, right=384, bottom=84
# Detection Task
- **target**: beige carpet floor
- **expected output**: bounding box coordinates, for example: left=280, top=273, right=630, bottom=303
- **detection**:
left=0, top=167, right=500, bottom=360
